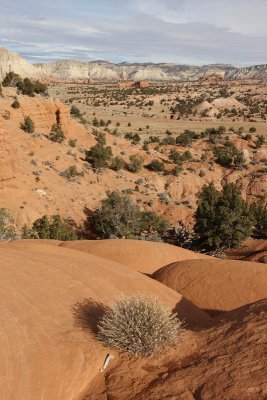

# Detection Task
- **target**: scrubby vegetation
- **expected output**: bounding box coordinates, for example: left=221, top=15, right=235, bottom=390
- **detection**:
left=21, top=215, right=77, bottom=240
left=20, top=116, right=35, bottom=133
left=85, top=144, right=113, bottom=169
left=3, top=72, right=47, bottom=96
left=49, top=124, right=65, bottom=143
left=97, top=294, right=183, bottom=356
left=91, top=191, right=169, bottom=239
left=0, top=208, right=17, bottom=241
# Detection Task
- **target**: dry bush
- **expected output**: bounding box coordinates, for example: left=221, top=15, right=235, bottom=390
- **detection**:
left=97, top=293, right=183, bottom=356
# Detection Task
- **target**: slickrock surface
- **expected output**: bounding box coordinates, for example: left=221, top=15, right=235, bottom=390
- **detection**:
left=153, top=258, right=267, bottom=315
left=0, top=240, right=210, bottom=400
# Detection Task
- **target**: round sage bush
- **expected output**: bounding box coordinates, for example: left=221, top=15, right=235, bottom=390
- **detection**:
left=97, top=293, right=183, bottom=356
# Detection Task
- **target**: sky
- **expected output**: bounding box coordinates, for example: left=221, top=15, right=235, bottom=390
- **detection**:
left=1, top=0, right=267, bottom=66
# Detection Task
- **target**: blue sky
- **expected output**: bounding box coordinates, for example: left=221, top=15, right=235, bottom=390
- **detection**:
left=1, top=0, right=267, bottom=66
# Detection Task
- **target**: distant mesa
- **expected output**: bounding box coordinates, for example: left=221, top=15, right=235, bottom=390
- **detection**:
left=2, top=47, right=267, bottom=82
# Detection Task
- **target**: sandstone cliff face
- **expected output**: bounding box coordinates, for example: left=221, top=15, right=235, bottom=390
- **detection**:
left=0, top=48, right=42, bottom=80
left=226, top=64, right=267, bottom=80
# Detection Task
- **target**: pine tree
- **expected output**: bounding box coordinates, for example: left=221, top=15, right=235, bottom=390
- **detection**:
left=194, top=182, right=253, bottom=250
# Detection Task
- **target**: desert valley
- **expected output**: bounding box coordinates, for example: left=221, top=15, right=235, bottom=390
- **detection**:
left=0, top=40, right=267, bottom=400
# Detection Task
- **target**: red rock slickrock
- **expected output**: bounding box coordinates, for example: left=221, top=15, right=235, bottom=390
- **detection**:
left=153, top=258, right=267, bottom=315
left=59, top=239, right=209, bottom=273
left=226, top=238, right=267, bottom=264
left=85, top=298, right=267, bottom=400
left=0, top=240, right=210, bottom=400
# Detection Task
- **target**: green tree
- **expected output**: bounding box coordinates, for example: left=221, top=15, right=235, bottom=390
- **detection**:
left=213, top=142, right=245, bottom=169
left=27, top=215, right=77, bottom=240
left=92, top=192, right=168, bottom=238
left=92, top=192, right=141, bottom=238
left=250, top=199, right=267, bottom=239
left=194, top=182, right=252, bottom=250
left=140, top=211, right=169, bottom=234
left=20, top=116, right=35, bottom=133
left=85, top=144, right=113, bottom=169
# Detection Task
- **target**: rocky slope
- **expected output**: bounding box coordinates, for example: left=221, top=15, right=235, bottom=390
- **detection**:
left=0, top=86, right=266, bottom=231
left=2, top=47, right=267, bottom=82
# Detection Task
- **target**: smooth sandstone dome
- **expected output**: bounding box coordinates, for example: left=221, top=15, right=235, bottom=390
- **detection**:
left=0, top=241, right=210, bottom=400
left=59, top=239, right=208, bottom=274
left=226, top=239, right=267, bottom=264
left=85, top=298, right=267, bottom=400
left=153, top=258, right=267, bottom=315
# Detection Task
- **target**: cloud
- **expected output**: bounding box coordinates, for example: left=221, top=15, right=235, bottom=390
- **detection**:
left=0, top=0, right=267, bottom=66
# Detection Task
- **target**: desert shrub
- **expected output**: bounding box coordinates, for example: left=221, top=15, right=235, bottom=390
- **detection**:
left=60, top=165, right=83, bottom=180
left=96, top=132, right=106, bottom=145
left=0, top=84, right=2, bottom=96
left=175, top=130, right=197, bottom=146
left=0, top=208, right=17, bottom=241
left=49, top=124, right=65, bottom=143
left=17, top=78, right=47, bottom=96
left=92, top=191, right=168, bottom=238
left=139, top=211, right=169, bottom=234
left=243, top=133, right=252, bottom=141
left=194, top=182, right=253, bottom=250
left=166, top=221, right=196, bottom=249
left=68, top=138, right=77, bottom=147
left=172, top=164, right=183, bottom=176
left=23, top=215, right=77, bottom=240
left=255, top=135, right=265, bottom=148
left=20, top=116, right=35, bottom=133
left=161, top=136, right=176, bottom=145
left=213, top=142, right=245, bottom=169
left=92, top=192, right=140, bottom=238
left=11, top=97, right=20, bottom=109
left=92, top=117, right=99, bottom=127
left=124, top=132, right=141, bottom=144
left=85, top=144, right=113, bottom=169
left=249, top=127, right=256, bottom=133
left=2, top=72, right=21, bottom=87
left=32, top=81, right=47, bottom=95
left=127, top=154, right=144, bottom=173
left=70, top=105, right=82, bottom=118
left=146, top=159, right=165, bottom=172
left=97, top=294, right=182, bottom=356
left=110, top=156, right=126, bottom=171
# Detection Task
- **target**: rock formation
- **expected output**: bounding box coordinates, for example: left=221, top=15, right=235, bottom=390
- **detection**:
left=0, top=48, right=42, bottom=80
